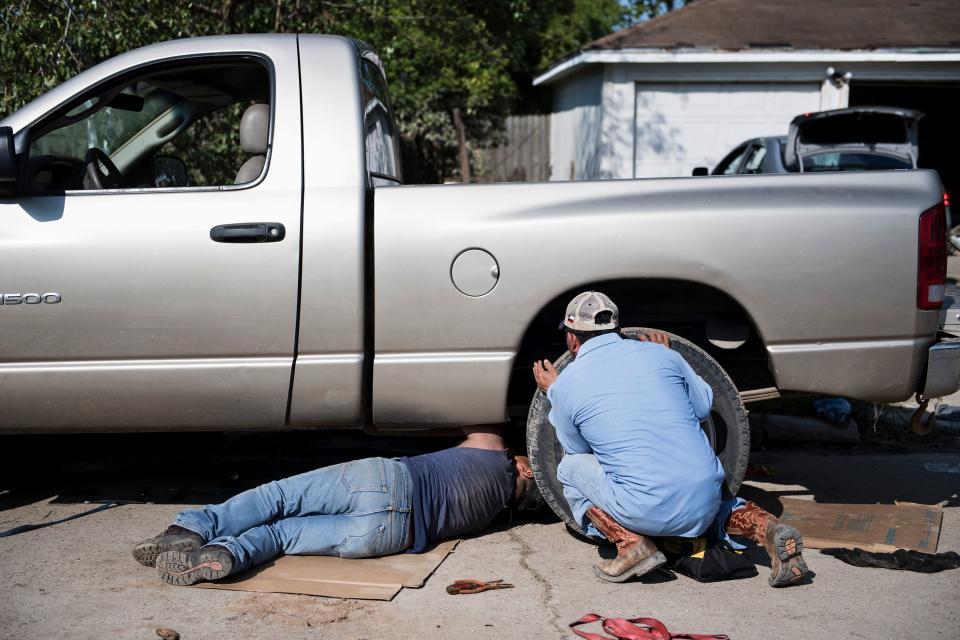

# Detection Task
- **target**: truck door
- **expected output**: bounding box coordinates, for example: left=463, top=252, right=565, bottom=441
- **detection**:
left=284, top=38, right=395, bottom=428
left=0, top=44, right=302, bottom=429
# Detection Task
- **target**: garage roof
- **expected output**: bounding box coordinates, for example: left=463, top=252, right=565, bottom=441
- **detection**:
left=587, top=0, right=960, bottom=52
left=534, top=0, right=960, bottom=86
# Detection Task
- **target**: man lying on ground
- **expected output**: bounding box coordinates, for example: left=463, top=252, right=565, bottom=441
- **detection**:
left=533, top=290, right=809, bottom=587
left=133, top=428, right=542, bottom=585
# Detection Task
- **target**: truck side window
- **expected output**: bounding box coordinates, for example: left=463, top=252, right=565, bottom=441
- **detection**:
left=359, top=58, right=402, bottom=184
left=24, top=57, right=271, bottom=193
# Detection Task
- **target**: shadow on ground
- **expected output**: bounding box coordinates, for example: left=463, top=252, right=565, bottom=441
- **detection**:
left=3, top=435, right=957, bottom=542
left=738, top=450, right=960, bottom=512
left=0, top=431, right=461, bottom=511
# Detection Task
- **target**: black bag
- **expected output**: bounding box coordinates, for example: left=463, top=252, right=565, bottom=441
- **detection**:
left=659, top=536, right=758, bottom=583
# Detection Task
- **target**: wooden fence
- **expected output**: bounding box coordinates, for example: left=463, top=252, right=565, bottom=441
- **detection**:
left=475, top=114, right=551, bottom=182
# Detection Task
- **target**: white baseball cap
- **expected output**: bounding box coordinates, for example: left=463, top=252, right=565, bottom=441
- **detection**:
left=561, top=291, right=619, bottom=332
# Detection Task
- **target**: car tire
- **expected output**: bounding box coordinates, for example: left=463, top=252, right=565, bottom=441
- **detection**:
left=526, top=327, right=751, bottom=534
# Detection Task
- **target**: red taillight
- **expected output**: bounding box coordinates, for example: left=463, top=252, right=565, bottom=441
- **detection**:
left=918, top=202, right=947, bottom=310
left=945, top=191, right=951, bottom=207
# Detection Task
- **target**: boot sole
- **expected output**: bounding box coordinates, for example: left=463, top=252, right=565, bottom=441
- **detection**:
left=133, top=536, right=202, bottom=568
left=593, top=550, right=667, bottom=583
left=156, top=550, right=232, bottom=586
left=769, top=524, right=809, bottom=587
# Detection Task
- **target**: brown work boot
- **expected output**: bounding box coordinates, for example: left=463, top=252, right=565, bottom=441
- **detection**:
left=727, top=501, right=809, bottom=587
left=133, top=524, right=205, bottom=567
left=156, top=545, right=236, bottom=586
left=585, top=506, right=666, bottom=582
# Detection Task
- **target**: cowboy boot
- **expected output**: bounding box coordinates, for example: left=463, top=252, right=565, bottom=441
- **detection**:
left=585, top=506, right=666, bottom=583
left=727, top=501, right=809, bottom=587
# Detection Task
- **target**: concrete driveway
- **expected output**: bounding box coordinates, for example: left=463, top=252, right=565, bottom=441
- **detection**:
left=1, top=435, right=958, bottom=640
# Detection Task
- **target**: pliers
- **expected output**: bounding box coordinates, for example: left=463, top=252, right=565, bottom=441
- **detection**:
left=445, top=578, right=514, bottom=595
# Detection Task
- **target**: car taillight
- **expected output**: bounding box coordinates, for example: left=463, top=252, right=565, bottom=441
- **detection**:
left=918, top=202, right=947, bottom=310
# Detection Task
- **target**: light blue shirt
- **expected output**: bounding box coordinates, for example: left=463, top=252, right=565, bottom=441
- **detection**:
left=547, top=333, right=725, bottom=537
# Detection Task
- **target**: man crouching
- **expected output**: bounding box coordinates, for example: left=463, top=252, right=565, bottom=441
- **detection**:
left=533, top=291, right=809, bottom=587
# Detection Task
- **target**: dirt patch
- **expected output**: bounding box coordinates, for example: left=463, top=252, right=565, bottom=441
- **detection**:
left=223, top=593, right=370, bottom=629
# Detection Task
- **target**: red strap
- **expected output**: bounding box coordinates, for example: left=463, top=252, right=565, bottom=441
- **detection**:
left=569, top=614, right=729, bottom=640
left=605, top=617, right=671, bottom=640
left=570, top=614, right=614, bottom=640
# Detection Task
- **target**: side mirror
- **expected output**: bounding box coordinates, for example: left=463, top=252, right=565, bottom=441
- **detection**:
left=154, top=155, right=188, bottom=188
left=691, top=166, right=709, bottom=177
left=0, top=126, right=18, bottom=196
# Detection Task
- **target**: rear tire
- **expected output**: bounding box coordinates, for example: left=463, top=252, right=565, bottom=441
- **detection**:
left=526, top=327, right=750, bottom=534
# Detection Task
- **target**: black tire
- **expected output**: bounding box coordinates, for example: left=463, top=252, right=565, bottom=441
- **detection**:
left=526, top=327, right=750, bottom=534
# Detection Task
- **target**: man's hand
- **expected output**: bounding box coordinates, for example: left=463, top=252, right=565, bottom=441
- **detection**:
left=532, top=359, right=559, bottom=392
left=638, top=329, right=671, bottom=348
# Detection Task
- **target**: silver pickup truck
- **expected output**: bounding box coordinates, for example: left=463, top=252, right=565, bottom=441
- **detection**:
left=0, top=35, right=955, bottom=519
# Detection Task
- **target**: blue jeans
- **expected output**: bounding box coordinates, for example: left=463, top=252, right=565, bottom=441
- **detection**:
left=557, top=453, right=611, bottom=539
left=558, top=453, right=745, bottom=543
left=174, top=457, right=413, bottom=572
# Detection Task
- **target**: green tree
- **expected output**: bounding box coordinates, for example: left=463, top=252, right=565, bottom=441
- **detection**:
left=539, top=0, right=629, bottom=72
left=537, top=1, right=688, bottom=68
left=623, top=0, right=688, bottom=25
left=0, top=0, right=682, bottom=182
left=337, top=2, right=516, bottom=182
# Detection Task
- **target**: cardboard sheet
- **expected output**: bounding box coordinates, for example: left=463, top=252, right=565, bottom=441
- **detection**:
left=780, top=499, right=942, bottom=553
left=192, top=540, right=458, bottom=600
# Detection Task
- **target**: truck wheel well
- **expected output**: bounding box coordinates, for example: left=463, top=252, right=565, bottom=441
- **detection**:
left=506, top=278, right=774, bottom=422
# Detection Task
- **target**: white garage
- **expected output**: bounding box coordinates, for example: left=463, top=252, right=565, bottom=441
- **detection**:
left=632, top=82, right=821, bottom=178
left=535, top=0, right=960, bottom=188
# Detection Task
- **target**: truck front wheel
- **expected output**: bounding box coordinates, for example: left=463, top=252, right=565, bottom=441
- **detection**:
left=525, top=327, right=750, bottom=534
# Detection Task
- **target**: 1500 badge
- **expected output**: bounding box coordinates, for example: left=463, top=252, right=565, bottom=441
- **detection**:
left=0, top=292, right=62, bottom=305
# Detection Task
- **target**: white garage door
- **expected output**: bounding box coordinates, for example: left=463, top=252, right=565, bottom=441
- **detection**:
left=634, top=83, right=821, bottom=178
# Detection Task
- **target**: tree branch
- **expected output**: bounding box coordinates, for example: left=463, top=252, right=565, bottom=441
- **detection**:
left=222, top=0, right=237, bottom=29
left=60, top=0, right=82, bottom=67
left=189, top=4, right=224, bottom=19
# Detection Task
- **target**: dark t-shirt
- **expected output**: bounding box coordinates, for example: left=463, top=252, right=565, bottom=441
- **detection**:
left=400, top=447, right=515, bottom=553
